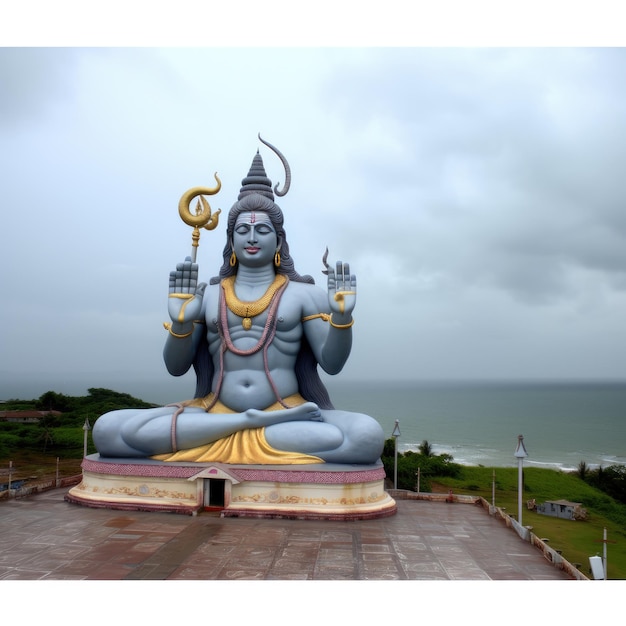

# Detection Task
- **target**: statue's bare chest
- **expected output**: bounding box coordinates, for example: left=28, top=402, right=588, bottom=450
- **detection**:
left=204, top=283, right=304, bottom=347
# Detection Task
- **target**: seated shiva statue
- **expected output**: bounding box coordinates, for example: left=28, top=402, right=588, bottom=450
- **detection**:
left=92, top=141, right=384, bottom=465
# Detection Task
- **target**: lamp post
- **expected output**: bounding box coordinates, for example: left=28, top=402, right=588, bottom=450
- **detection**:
left=83, top=418, right=91, bottom=458
left=514, top=434, right=528, bottom=526
left=392, top=420, right=401, bottom=489
left=593, top=527, right=616, bottom=580
left=602, top=527, right=608, bottom=580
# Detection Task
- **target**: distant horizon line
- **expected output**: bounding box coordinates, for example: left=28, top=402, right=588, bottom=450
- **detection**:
left=329, top=376, right=626, bottom=386
left=3, top=376, right=626, bottom=403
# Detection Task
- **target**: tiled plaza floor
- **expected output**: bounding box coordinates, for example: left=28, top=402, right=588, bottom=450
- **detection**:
left=0, top=487, right=575, bottom=581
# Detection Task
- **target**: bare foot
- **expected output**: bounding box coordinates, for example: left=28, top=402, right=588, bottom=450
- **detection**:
left=245, top=402, right=322, bottom=427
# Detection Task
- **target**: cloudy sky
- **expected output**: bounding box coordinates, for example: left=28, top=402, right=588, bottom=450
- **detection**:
left=2, top=36, right=626, bottom=403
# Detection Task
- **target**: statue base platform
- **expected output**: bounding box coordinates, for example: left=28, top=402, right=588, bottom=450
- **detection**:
left=65, top=455, right=397, bottom=521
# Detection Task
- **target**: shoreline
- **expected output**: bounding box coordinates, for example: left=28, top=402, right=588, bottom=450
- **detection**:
left=397, top=442, right=625, bottom=472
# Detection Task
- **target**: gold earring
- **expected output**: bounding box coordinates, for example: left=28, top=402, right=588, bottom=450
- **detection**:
left=230, top=251, right=237, bottom=267
left=274, top=251, right=281, bottom=267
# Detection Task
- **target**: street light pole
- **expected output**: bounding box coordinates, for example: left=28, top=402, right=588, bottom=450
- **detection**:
left=514, top=434, right=528, bottom=526
left=83, top=418, right=91, bottom=458
left=592, top=527, right=616, bottom=580
left=392, top=420, right=401, bottom=490
left=603, top=527, right=608, bottom=580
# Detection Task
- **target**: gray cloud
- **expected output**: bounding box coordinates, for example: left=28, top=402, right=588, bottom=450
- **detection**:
left=1, top=47, right=625, bottom=402
left=315, top=49, right=626, bottom=308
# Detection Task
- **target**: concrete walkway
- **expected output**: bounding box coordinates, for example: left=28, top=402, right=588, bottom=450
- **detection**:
left=0, top=487, right=573, bottom=580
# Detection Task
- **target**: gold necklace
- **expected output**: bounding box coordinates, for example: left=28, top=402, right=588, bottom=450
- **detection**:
left=222, top=274, right=287, bottom=330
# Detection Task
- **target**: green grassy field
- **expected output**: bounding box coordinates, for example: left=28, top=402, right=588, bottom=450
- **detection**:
left=431, top=465, right=626, bottom=579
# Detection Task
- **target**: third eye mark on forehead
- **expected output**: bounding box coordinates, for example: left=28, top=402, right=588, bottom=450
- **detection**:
left=235, top=212, right=275, bottom=234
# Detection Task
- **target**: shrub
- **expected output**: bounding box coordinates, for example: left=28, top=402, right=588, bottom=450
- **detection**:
left=584, top=464, right=626, bottom=505
left=382, top=438, right=461, bottom=491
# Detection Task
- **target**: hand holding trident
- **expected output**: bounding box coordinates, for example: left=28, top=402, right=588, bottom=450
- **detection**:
left=164, top=173, right=222, bottom=337
left=178, top=172, right=222, bottom=262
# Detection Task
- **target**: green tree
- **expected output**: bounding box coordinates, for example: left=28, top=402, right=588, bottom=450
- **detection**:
left=587, top=465, right=626, bottom=505
left=37, top=420, right=55, bottom=453
left=1, top=388, right=156, bottom=462
left=418, top=440, right=433, bottom=457
left=36, top=391, right=74, bottom=412
left=381, top=439, right=460, bottom=491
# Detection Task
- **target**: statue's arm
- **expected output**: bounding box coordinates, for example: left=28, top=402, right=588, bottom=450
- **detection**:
left=302, top=262, right=355, bottom=375
left=163, top=322, right=205, bottom=376
left=162, top=257, right=207, bottom=376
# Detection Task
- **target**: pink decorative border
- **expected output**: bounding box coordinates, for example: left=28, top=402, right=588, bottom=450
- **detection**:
left=82, top=458, right=197, bottom=478
left=82, top=458, right=386, bottom=484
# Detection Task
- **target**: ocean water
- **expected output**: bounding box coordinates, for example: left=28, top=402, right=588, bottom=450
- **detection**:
left=324, top=380, right=626, bottom=471
left=114, top=378, right=626, bottom=471
left=12, top=375, right=622, bottom=472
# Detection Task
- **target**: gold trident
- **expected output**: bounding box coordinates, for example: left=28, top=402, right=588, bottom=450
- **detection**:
left=178, top=172, right=222, bottom=262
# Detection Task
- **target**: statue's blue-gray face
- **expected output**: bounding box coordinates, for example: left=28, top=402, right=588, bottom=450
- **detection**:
left=233, top=212, right=278, bottom=267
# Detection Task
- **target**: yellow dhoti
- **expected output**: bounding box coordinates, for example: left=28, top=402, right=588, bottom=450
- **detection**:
left=152, top=394, right=324, bottom=464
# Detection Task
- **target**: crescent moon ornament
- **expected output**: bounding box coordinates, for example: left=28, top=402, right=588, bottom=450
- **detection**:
left=258, top=134, right=291, bottom=197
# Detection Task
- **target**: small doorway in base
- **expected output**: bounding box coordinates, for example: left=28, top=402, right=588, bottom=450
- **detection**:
left=204, top=478, right=226, bottom=510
